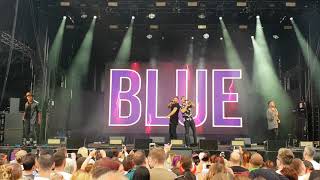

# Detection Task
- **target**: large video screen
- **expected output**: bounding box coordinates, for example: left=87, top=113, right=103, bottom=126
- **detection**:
left=104, top=62, right=248, bottom=135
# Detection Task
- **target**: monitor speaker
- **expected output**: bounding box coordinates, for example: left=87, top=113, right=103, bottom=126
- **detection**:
left=199, top=139, right=218, bottom=150
left=134, top=139, right=152, bottom=150
left=266, top=140, right=287, bottom=151
left=171, top=139, right=184, bottom=147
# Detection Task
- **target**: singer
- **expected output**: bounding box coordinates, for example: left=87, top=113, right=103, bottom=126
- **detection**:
left=266, top=100, right=280, bottom=140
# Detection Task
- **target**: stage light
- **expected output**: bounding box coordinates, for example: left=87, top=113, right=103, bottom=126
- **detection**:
left=273, top=35, right=279, bottom=40
left=80, top=12, right=88, bottom=19
left=256, top=15, right=260, bottom=19
left=149, top=25, right=159, bottom=30
left=131, top=16, right=135, bottom=20
left=251, top=36, right=254, bottom=39
left=239, top=25, right=248, bottom=30
left=107, top=1, right=118, bottom=7
left=93, top=16, right=97, bottom=19
left=155, top=0, right=166, bottom=7
left=220, top=37, right=223, bottom=41
left=148, top=13, right=156, bottom=19
left=203, top=33, right=209, bottom=39
left=63, top=16, right=67, bottom=19
left=290, top=17, right=293, bottom=21
left=146, top=34, right=153, bottom=39
left=236, top=0, right=247, bottom=7
left=191, top=36, right=194, bottom=40
left=197, top=25, right=207, bottom=30
left=187, top=1, right=198, bottom=7
left=60, top=0, right=71, bottom=6
left=198, top=13, right=206, bottom=19
left=219, top=17, right=223, bottom=20
left=286, top=0, right=296, bottom=7
left=109, top=25, right=119, bottom=29
left=283, top=25, right=293, bottom=30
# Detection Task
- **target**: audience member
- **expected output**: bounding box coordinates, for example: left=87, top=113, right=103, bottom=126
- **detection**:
left=0, top=153, right=8, bottom=165
left=280, top=167, right=298, bottom=180
left=309, top=170, right=320, bottom=180
left=171, top=155, right=182, bottom=176
left=263, top=160, right=275, bottom=170
left=229, top=151, right=249, bottom=175
left=0, top=163, right=23, bottom=180
left=242, top=151, right=251, bottom=170
left=35, top=154, right=55, bottom=180
left=126, top=150, right=146, bottom=179
left=148, top=147, right=177, bottom=180
left=22, top=153, right=36, bottom=180
left=249, top=153, right=264, bottom=172
left=302, top=160, right=314, bottom=180
left=133, top=166, right=150, bottom=180
left=96, top=171, right=128, bottom=180
left=303, top=146, right=320, bottom=170
left=53, top=151, right=72, bottom=180
left=71, top=170, right=91, bottom=180
left=11, top=149, right=27, bottom=165
left=205, top=158, right=233, bottom=180
left=290, top=158, right=305, bottom=179
left=276, top=148, right=294, bottom=174
left=176, top=156, right=196, bottom=180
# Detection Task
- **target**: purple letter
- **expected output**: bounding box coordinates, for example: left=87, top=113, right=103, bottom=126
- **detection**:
left=176, top=69, right=207, bottom=127
left=146, top=69, right=169, bottom=126
left=109, top=69, right=141, bottom=126
left=213, top=69, right=242, bottom=127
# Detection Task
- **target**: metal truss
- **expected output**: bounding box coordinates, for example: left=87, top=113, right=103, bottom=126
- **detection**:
left=0, top=31, right=34, bottom=59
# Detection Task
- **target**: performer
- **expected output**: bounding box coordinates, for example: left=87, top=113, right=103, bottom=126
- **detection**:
left=181, top=96, right=197, bottom=147
left=166, top=97, right=180, bottom=141
left=23, top=92, right=41, bottom=144
left=266, top=100, right=280, bottom=140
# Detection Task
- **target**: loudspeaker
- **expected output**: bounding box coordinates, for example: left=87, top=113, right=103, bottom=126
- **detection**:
left=4, top=113, right=23, bottom=145
left=134, top=139, right=152, bottom=150
left=199, top=139, right=218, bottom=150
left=266, top=140, right=287, bottom=151
left=9, top=98, right=20, bottom=113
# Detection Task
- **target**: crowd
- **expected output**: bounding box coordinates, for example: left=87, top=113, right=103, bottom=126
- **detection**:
left=0, top=144, right=320, bottom=180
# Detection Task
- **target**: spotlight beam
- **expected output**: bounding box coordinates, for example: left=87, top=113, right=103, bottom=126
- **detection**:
left=68, top=18, right=96, bottom=88
left=114, top=20, right=134, bottom=67
left=292, top=20, right=320, bottom=93
left=253, top=17, right=293, bottom=135
left=48, top=17, right=66, bottom=73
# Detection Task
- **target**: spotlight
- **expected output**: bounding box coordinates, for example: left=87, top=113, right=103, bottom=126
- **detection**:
left=63, top=16, right=67, bottom=19
left=236, top=0, right=247, bottom=7
left=80, top=12, right=88, bottom=19
left=146, top=34, right=153, bottom=39
left=93, top=16, right=97, bottom=19
left=219, top=17, right=223, bottom=20
left=251, top=36, right=254, bottom=39
left=273, top=35, right=279, bottom=40
left=203, top=33, right=210, bottom=39
left=256, top=15, right=260, bottom=19
left=132, top=16, right=135, bottom=20
left=148, top=13, right=156, bottom=19
left=290, top=17, right=293, bottom=21
left=220, top=37, right=223, bottom=41
left=198, top=13, right=206, bottom=19
left=191, top=36, right=194, bottom=40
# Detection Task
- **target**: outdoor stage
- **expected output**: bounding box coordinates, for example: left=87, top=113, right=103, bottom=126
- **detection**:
left=0, top=142, right=318, bottom=163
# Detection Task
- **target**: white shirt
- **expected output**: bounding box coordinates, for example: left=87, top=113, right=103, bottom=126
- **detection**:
left=310, top=160, right=320, bottom=170
left=57, top=171, right=72, bottom=180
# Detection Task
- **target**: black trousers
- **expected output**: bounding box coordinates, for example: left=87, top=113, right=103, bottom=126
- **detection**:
left=268, top=128, right=279, bottom=140
left=184, top=119, right=197, bottom=146
left=23, top=120, right=38, bottom=141
left=169, top=123, right=178, bottom=141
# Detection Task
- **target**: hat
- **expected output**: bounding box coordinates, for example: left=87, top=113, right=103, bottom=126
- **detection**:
left=25, top=92, right=33, bottom=98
